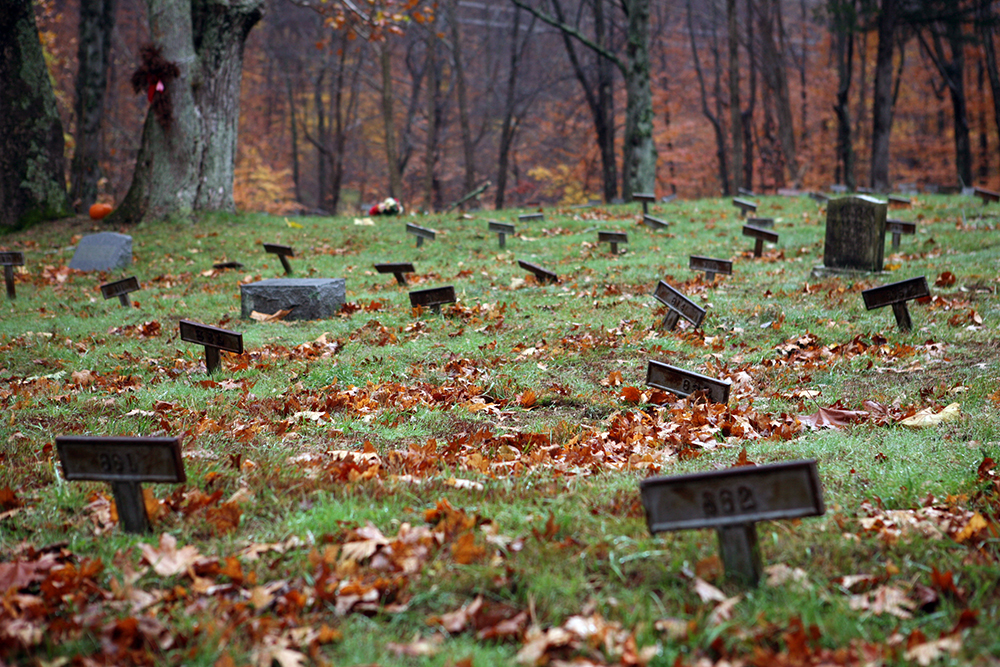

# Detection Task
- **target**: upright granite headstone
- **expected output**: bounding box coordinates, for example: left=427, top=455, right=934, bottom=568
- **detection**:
left=822, top=195, right=887, bottom=273
left=240, top=278, right=346, bottom=321
left=69, top=232, right=132, bottom=271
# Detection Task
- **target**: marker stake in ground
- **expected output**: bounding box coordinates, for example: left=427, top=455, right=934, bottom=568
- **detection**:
left=374, top=262, right=415, bottom=286
left=488, top=221, right=515, bottom=248
left=885, top=219, right=916, bottom=251
left=973, top=187, right=999, bottom=205
left=517, top=260, right=558, bottom=284
left=598, top=231, right=628, bottom=255
left=742, top=225, right=779, bottom=258
left=518, top=213, right=544, bottom=223
left=652, top=281, right=705, bottom=331
left=643, top=214, right=669, bottom=230
left=689, top=255, right=733, bottom=282
left=732, top=198, right=757, bottom=217
left=0, top=251, right=25, bottom=300
left=861, top=276, right=930, bottom=333
left=645, top=360, right=730, bottom=404
left=263, top=243, right=294, bottom=275
left=100, top=276, right=140, bottom=307
left=409, top=285, right=456, bottom=314
left=179, top=319, right=244, bottom=374
left=633, top=192, right=656, bottom=215
left=406, top=223, right=437, bottom=247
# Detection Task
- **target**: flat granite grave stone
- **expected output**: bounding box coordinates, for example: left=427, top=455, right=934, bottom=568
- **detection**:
left=69, top=232, right=132, bottom=272
left=241, top=278, right=346, bottom=321
left=1, top=251, right=25, bottom=300
left=818, top=195, right=887, bottom=274
left=640, top=460, right=825, bottom=585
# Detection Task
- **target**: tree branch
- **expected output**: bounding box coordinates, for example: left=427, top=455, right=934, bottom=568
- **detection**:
left=509, top=0, right=625, bottom=72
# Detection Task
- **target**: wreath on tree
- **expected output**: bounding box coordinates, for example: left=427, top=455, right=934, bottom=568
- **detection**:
left=130, top=45, right=180, bottom=131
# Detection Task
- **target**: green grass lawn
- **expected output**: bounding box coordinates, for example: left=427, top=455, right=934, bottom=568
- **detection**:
left=1, top=194, right=999, bottom=666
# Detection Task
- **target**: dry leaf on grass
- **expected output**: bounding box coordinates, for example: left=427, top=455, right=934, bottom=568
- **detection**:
left=900, top=403, right=960, bottom=428
left=140, top=533, right=202, bottom=577
left=693, top=577, right=727, bottom=603
left=250, top=308, right=294, bottom=322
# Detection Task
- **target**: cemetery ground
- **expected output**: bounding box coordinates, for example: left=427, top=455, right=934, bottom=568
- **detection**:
left=1, top=194, right=999, bottom=666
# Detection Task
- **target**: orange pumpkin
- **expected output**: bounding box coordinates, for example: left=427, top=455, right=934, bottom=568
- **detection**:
left=89, top=203, right=113, bottom=220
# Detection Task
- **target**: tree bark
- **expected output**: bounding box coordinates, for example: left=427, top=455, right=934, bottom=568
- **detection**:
left=71, top=0, right=116, bottom=211
left=743, top=0, right=757, bottom=189
left=621, top=0, right=657, bottom=199
left=687, top=0, right=729, bottom=194
left=496, top=6, right=534, bottom=210
left=448, top=0, right=477, bottom=196
left=379, top=42, right=404, bottom=199
left=831, top=0, right=856, bottom=190
left=978, top=0, right=1000, bottom=178
left=0, top=0, right=73, bottom=230
left=423, top=26, right=439, bottom=211
left=870, top=0, right=898, bottom=192
left=759, top=0, right=799, bottom=185
left=924, top=19, right=973, bottom=187
left=728, top=0, right=742, bottom=192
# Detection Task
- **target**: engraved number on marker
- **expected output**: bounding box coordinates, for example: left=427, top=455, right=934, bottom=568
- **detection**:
left=702, top=486, right=756, bottom=517
left=98, top=452, right=137, bottom=475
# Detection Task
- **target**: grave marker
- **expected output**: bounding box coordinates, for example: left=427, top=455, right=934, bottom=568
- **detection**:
left=746, top=217, right=774, bottom=229
left=640, top=459, right=825, bottom=586
left=213, top=261, right=244, bottom=270
left=633, top=192, right=656, bottom=214
left=518, top=213, right=544, bottom=222
left=0, top=251, right=25, bottom=300
left=488, top=220, right=516, bottom=248
left=179, top=319, right=243, bottom=374
left=69, top=232, right=132, bottom=271
left=822, top=195, right=887, bottom=273
left=240, top=278, right=346, bottom=321
left=645, top=360, right=730, bottom=404
left=100, top=276, right=140, bottom=307
left=888, top=194, right=911, bottom=208
left=738, top=188, right=757, bottom=197
left=375, top=262, right=415, bottom=286
left=861, top=276, right=929, bottom=333
left=829, top=184, right=848, bottom=194
left=643, top=214, right=669, bottom=230
left=652, top=281, right=705, bottom=331
left=809, top=191, right=830, bottom=203
left=406, top=223, right=437, bottom=247
left=263, top=243, right=295, bottom=275
left=55, top=435, right=186, bottom=534
left=732, top=198, right=757, bottom=217
left=974, top=186, right=1000, bottom=205
left=517, top=260, right=558, bottom=284
left=742, top=225, right=779, bottom=258
left=409, top=285, right=456, bottom=314
left=885, top=219, right=916, bottom=250
left=598, top=231, right=628, bottom=254
left=689, top=255, right=733, bottom=281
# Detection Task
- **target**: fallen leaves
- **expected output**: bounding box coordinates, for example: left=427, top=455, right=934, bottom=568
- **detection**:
left=140, top=533, right=202, bottom=577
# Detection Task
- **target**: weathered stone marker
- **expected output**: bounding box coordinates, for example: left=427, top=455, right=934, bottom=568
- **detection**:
left=598, top=231, right=628, bottom=254
left=375, top=262, right=415, bottom=286
left=973, top=187, right=1000, bottom=205
left=55, top=435, right=186, bottom=534
left=69, top=232, right=132, bottom=272
left=645, top=360, right=731, bottom=404
left=652, top=281, right=705, bottom=331
left=742, top=225, right=779, bottom=258
left=409, top=285, right=456, bottom=314
left=263, top=243, right=295, bottom=275
left=100, top=276, right=140, bottom=307
left=643, top=214, right=669, bottom=230
left=634, top=192, right=656, bottom=215
left=732, top=198, right=757, bottom=217
left=0, top=251, right=25, bottom=300
left=640, top=459, right=825, bottom=586
left=517, top=259, right=558, bottom=284
left=861, top=276, right=929, bottom=333
left=179, top=320, right=243, bottom=374
left=822, top=195, right=887, bottom=273
left=746, top=217, right=774, bottom=229
left=518, top=213, right=544, bottom=222
left=829, top=184, right=848, bottom=194
left=689, top=255, right=733, bottom=281
left=809, top=191, right=830, bottom=203
left=406, top=223, right=437, bottom=247
left=888, top=194, right=911, bottom=208
left=240, top=278, right=346, bottom=321
left=885, top=219, right=916, bottom=250
left=488, top=220, right=516, bottom=248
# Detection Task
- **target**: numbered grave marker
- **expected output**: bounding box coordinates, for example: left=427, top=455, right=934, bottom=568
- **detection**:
left=598, top=231, right=628, bottom=254
left=640, top=460, right=825, bottom=586
left=652, top=281, right=705, bottom=331
left=742, top=225, right=779, bottom=258
left=689, top=255, right=733, bottom=281
left=861, top=276, right=929, bottom=333
left=738, top=187, right=757, bottom=197
left=885, top=219, right=916, bottom=250
left=406, top=223, right=437, bottom=247
left=809, top=191, right=830, bottom=203
left=645, top=360, right=730, bottom=404
left=488, top=220, right=516, bottom=248
left=55, top=436, right=186, bottom=534
left=0, top=251, right=25, bottom=300
left=100, top=276, right=140, bottom=307
left=213, top=261, right=244, bottom=270
left=732, top=198, right=757, bottom=217
left=409, top=285, right=456, bottom=314
left=633, top=192, right=656, bottom=215
left=643, top=214, right=669, bottom=230
left=888, top=194, right=911, bottom=208
left=517, top=260, right=558, bottom=284
left=973, top=187, right=1000, bottom=205
left=518, top=213, right=544, bottom=222
left=179, top=319, right=243, bottom=374
left=263, top=243, right=295, bottom=275
left=746, top=217, right=774, bottom=229
left=375, top=262, right=415, bottom=286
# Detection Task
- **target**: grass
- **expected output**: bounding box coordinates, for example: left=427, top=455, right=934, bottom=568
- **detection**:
left=1, top=194, right=999, bottom=665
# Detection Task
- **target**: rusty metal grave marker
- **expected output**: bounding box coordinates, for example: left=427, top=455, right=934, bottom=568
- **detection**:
left=640, top=460, right=825, bottom=586
left=406, top=223, right=437, bottom=247
left=179, top=319, right=243, bottom=374
left=375, top=262, right=415, bottom=286
left=518, top=213, right=544, bottom=223
left=888, top=194, right=911, bottom=208
left=652, top=281, right=705, bottom=331
left=742, top=225, right=779, bottom=258
left=643, top=214, right=669, bottom=230
left=732, top=197, right=757, bottom=217
left=0, top=251, right=25, bottom=300
left=645, top=360, right=730, bottom=404
left=100, top=276, right=140, bottom=307
left=973, top=187, right=1000, bottom=205
left=55, top=436, right=186, bottom=534
left=213, top=261, right=244, bottom=270
left=633, top=192, right=656, bottom=215
left=488, top=221, right=516, bottom=248
left=885, top=219, right=916, bottom=251
left=263, top=243, right=295, bottom=275
left=517, top=260, right=558, bottom=284
left=689, top=255, right=732, bottom=281
left=598, top=231, right=628, bottom=254
left=861, top=276, right=929, bottom=333
left=409, top=285, right=456, bottom=314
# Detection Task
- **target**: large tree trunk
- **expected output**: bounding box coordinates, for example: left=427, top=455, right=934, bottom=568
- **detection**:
left=759, top=0, right=799, bottom=185
left=71, top=0, right=116, bottom=211
left=930, top=22, right=973, bottom=187
left=622, top=0, right=657, bottom=199
left=870, top=0, right=898, bottom=192
left=687, top=0, right=729, bottom=194
left=743, top=0, right=757, bottom=190
left=423, top=26, right=439, bottom=211
left=0, top=0, right=73, bottom=230
left=110, top=0, right=263, bottom=224
left=448, top=0, right=477, bottom=197
left=831, top=0, right=856, bottom=190
left=978, top=0, right=1000, bottom=178
left=496, top=6, right=533, bottom=210
left=728, top=0, right=742, bottom=192
left=379, top=42, right=404, bottom=200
